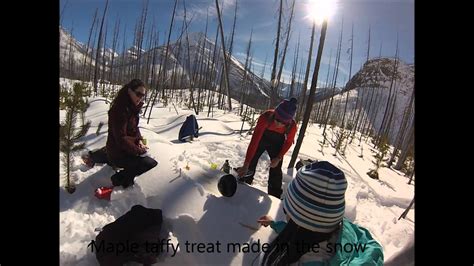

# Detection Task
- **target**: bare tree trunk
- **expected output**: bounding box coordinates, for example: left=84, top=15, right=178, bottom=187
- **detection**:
left=289, top=33, right=300, bottom=99
left=380, top=54, right=401, bottom=144
left=215, top=0, right=232, bottom=111
left=143, top=19, right=155, bottom=86
left=377, top=34, right=399, bottom=145
left=382, top=85, right=399, bottom=143
left=146, top=0, right=178, bottom=124
left=369, top=87, right=384, bottom=136
left=408, top=161, right=414, bottom=184
left=93, top=0, right=109, bottom=96
left=67, top=24, right=75, bottom=79
left=341, top=22, right=354, bottom=128
left=149, top=30, right=160, bottom=91
left=394, top=115, right=414, bottom=170
left=100, top=21, right=108, bottom=95
left=208, top=17, right=223, bottom=115
left=135, top=0, right=149, bottom=80
left=269, top=0, right=283, bottom=108
left=321, top=18, right=344, bottom=142
left=109, top=18, right=120, bottom=85
left=197, top=12, right=209, bottom=114
left=296, top=23, right=316, bottom=121
left=88, top=18, right=100, bottom=83
left=196, top=32, right=208, bottom=114
left=240, top=60, right=255, bottom=132
left=204, top=20, right=216, bottom=116
left=217, top=1, right=238, bottom=111
left=275, top=0, right=296, bottom=99
left=295, top=51, right=305, bottom=105
left=314, top=101, right=322, bottom=123
left=183, top=0, right=198, bottom=113
left=398, top=197, right=414, bottom=220
left=317, top=49, right=333, bottom=125
left=239, top=29, right=253, bottom=115
left=288, top=20, right=328, bottom=168
left=388, top=88, right=414, bottom=167
left=352, top=41, right=382, bottom=142
left=82, top=8, right=98, bottom=81
left=354, top=86, right=369, bottom=134
left=360, top=87, right=374, bottom=136
left=127, top=21, right=138, bottom=79
left=356, top=25, right=372, bottom=138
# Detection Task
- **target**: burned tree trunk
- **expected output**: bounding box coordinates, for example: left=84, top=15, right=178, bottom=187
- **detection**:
left=215, top=0, right=232, bottom=111
left=269, top=0, right=283, bottom=108
left=288, top=20, right=328, bottom=168
left=93, top=0, right=109, bottom=96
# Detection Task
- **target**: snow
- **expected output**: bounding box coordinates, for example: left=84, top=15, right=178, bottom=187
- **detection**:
left=60, top=80, right=414, bottom=265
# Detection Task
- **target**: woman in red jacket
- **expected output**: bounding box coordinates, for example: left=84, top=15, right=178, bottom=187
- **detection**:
left=106, top=79, right=157, bottom=188
left=236, top=98, right=298, bottom=198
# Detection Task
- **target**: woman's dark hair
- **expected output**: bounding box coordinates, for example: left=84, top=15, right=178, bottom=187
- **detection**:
left=125, top=79, right=145, bottom=92
left=111, top=79, right=145, bottom=107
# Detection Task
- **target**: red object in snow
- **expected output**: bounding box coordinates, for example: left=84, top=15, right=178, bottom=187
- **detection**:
left=95, top=187, right=113, bottom=200
left=82, top=154, right=95, bottom=168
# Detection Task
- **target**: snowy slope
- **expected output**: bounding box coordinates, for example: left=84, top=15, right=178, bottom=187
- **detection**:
left=60, top=27, right=92, bottom=69
left=321, top=58, right=414, bottom=142
left=60, top=80, right=414, bottom=265
left=59, top=28, right=273, bottom=108
left=60, top=27, right=120, bottom=69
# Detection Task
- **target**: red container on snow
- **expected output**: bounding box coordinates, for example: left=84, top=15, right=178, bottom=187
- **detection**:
left=95, top=187, right=113, bottom=200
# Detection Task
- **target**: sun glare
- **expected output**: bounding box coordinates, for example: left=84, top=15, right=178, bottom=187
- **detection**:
left=307, top=0, right=336, bottom=24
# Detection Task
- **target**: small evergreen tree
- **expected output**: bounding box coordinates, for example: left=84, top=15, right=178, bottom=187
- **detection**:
left=334, top=128, right=349, bottom=156
left=60, top=83, right=91, bottom=193
left=59, top=84, right=70, bottom=110
left=403, top=152, right=415, bottom=184
left=70, top=83, right=91, bottom=127
left=318, top=133, right=330, bottom=156
left=367, top=136, right=389, bottom=180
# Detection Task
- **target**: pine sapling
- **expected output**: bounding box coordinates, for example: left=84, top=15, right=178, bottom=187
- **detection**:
left=60, top=84, right=91, bottom=193
left=367, top=136, right=389, bottom=180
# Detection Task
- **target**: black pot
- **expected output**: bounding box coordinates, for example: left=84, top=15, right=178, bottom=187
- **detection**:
left=218, top=174, right=237, bottom=197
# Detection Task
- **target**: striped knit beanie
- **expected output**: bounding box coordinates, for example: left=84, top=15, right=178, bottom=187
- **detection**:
left=274, top=98, right=297, bottom=124
left=283, top=161, right=347, bottom=233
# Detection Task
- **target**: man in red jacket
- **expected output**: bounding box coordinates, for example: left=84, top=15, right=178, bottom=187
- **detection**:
left=236, top=98, right=298, bottom=198
left=106, top=79, right=157, bottom=188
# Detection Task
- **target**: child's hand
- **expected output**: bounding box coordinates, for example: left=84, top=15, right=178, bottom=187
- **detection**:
left=257, top=215, right=273, bottom=227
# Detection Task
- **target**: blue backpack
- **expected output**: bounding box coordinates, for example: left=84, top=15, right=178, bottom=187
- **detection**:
left=179, top=115, right=199, bottom=142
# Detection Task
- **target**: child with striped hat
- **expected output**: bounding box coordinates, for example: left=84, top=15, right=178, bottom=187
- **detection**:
left=258, top=160, right=347, bottom=265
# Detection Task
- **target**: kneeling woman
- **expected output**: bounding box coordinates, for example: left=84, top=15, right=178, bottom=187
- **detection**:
left=106, top=79, right=157, bottom=188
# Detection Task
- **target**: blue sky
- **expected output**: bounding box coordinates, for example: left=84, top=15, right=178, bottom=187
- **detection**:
left=60, top=0, right=414, bottom=87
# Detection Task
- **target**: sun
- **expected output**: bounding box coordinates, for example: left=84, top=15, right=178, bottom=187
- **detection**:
left=307, top=0, right=337, bottom=25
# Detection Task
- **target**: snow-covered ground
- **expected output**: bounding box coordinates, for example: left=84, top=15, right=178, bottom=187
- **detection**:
left=60, top=86, right=414, bottom=265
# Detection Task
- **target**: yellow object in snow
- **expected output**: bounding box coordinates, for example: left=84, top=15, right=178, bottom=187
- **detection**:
left=210, top=163, right=218, bottom=170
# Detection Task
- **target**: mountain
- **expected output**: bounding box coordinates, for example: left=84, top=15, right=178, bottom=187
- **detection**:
left=59, top=29, right=273, bottom=108
left=59, top=27, right=414, bottom=130
left=60, top=27, right=92, bottom=73
left=326, top=57, right=414, bottom=142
